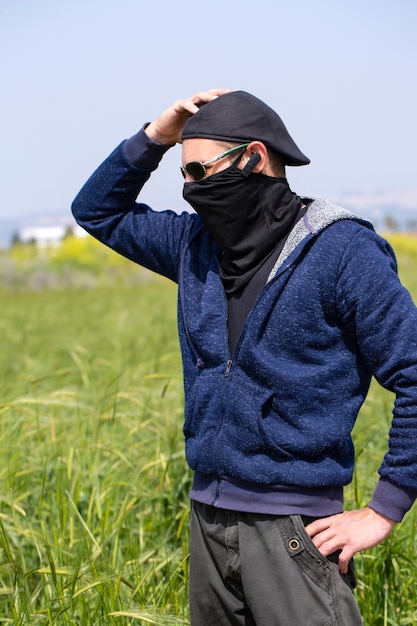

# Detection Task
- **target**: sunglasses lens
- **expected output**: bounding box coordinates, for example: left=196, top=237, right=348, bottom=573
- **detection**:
left=185, top=162, right=206, bottom=181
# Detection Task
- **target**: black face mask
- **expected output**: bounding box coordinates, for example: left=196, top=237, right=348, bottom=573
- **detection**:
left=183, top=156, right=301, bottom=292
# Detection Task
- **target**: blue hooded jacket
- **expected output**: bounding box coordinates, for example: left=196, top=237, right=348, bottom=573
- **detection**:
left=72, top=129, right=417, bottom=521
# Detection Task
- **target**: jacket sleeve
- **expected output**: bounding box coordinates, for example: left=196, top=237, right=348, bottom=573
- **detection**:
left=336, top=225, right=417, bottom=520
left=71, top=126, right=198, bottom=283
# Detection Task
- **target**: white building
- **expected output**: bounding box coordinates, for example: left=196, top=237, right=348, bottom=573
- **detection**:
left=17, top=223, right=88, bottom=248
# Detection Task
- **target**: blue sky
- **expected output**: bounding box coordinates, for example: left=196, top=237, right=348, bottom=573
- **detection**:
left=1, top=0, right=416, bottom=232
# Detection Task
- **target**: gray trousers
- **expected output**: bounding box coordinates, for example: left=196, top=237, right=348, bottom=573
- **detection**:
left=189, top=502, right=363, bottom=626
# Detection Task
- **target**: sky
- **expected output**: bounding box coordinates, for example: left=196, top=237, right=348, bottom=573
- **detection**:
left=1, top=0, right=417, bottom=242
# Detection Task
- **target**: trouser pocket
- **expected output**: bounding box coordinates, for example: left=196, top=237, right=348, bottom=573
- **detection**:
left=276, top=515, right=363, bottom=626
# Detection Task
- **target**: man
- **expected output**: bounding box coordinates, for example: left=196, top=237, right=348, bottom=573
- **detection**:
left=72, top=89, right=417, bottom=625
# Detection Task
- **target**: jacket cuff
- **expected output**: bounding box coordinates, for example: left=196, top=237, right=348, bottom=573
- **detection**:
left=122, top=124, right=172, bottom=169
left=369, top=477, right=417, bottom=522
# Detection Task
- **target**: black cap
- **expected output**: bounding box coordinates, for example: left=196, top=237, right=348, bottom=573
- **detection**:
left=182, top=90, right=310, bottom=167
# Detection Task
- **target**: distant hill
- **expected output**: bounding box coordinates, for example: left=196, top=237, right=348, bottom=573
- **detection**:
left=1, top=190, right=416, bottom=249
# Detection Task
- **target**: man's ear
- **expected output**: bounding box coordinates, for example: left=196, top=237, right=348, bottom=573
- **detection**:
left=242, top=141, right=269, bottom=174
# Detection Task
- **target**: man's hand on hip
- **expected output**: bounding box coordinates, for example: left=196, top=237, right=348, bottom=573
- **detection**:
left=305, top=507, right=397, bottom=573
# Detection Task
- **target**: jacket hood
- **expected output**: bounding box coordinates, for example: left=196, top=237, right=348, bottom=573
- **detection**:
left=268, top=198, right=373, bottom=280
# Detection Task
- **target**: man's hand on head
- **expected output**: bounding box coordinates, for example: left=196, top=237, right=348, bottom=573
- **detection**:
left=145, top=89, right=230, bottom=146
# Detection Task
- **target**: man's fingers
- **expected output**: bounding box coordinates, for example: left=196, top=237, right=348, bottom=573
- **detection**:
left=175, top=88, right=231, bottom=115
left=338, top=548, right=353, bottom=575
left=190, top=88, right=231, bottom=105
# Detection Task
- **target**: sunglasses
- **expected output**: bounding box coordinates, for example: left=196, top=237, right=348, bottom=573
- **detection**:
left=181, top=143, right=249, bottom=181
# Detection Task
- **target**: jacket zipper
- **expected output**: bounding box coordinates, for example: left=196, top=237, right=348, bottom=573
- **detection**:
left=213, top=258, right=300, bottom=474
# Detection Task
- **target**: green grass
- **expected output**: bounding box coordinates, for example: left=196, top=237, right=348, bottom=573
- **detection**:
left=0, top=279, right=190, bottom=624
left=0, top=235, right=417, bottom=624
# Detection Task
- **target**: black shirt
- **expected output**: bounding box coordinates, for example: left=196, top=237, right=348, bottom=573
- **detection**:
left=226, top=204, right=308, bottom=356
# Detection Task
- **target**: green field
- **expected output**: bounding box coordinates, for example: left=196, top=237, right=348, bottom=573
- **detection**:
left=1, top=234, right=417, bottom=625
